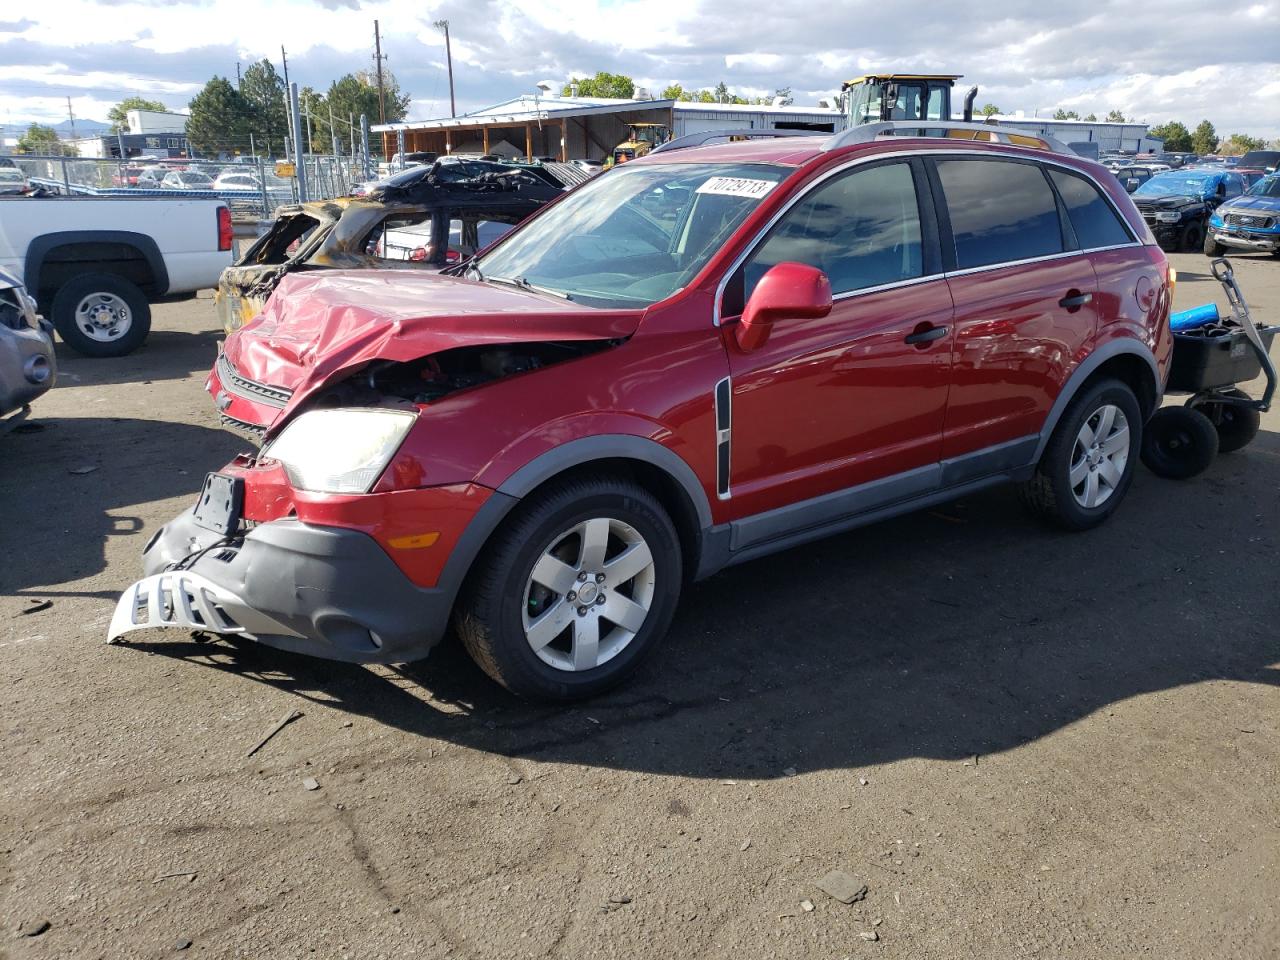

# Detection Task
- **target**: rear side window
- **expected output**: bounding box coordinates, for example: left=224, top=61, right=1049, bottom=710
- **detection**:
left=1049, top=169, right=1134, bottom=249
left=741, top=161, right=924, bottom=302
left=936, top=159, right=1063, bottom=269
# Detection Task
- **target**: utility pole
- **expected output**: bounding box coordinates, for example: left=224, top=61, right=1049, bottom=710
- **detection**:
left=236, top=60, right=242, bottom=89
left=373, top=20, right=387, bottom=125
left=289, top=82, right=307, bottom=202
left=434, top=20, right=456, bottom=118
left=281, top=45, right=293, bottom=163
left=66, top=96, right=77, bottom=140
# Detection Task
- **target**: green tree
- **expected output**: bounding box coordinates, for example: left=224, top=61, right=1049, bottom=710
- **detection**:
left=1218, top=133, right=1266, bottom=156
left=1083, top=113, right=1097, bottom=122
left=562, top=72, right=635, bottom=99
left=773, top=86, right=793, bottom=106
left=1053, top=109, right=1080, bottom=120
left=16, top=122, right=75, bottom=155
left=186, top=76, right=254, bottom=156
left=1149, top=120, right=1192, bottom=152
left=240, top=59, right=288, bottom=154
left=322, top=70, right=409, bottom=131
left=980, top=103, right=1000, bottom=117
left=107, top=96, right=166, bottom=134
left=661, top=83, right=687, bottom=101
left=1106, top=109, right=1126, bottom=123
left=1191, top=119, right=1217, bottom=155
left=298, top=86, right=330, bottom=154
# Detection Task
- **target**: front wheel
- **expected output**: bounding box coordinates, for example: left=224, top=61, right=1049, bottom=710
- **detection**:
left=1180, top=221, right=1205, bottom=253
left=50, top=273, right=151, bottom=357
left=455, top=476, right=683, bottom=700
left=1020, top=378, right=1142, bottom=531
left=1203, top=230, right=1226, bottom=257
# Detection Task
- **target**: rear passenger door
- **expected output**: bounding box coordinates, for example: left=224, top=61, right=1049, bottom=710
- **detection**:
left=930, top=156, right=1101, bottom=463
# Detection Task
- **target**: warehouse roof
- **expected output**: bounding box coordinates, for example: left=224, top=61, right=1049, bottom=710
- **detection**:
left=373, top=95, right=675, bottom=133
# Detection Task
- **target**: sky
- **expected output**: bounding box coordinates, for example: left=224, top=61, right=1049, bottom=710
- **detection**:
left=1, top=0, right=1278, bottom=139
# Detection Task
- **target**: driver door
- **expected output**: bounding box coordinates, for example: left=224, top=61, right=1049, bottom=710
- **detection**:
left=720, top=159, right=954, bottom=519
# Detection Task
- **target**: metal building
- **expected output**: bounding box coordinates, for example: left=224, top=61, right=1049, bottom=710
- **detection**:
left=990, top=114, right=1162, bottom=154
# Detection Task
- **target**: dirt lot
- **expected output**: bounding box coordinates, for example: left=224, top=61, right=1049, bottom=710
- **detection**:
left=2, top=253, right=1278, bottom=960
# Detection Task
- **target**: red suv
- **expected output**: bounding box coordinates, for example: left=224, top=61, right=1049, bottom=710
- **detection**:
left=112, top=124, right=1173, bottom=699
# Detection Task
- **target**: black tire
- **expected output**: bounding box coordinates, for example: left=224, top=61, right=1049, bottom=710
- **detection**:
left=51, top=272, right=151, bottom=357
left=1140, top=407, right=1219, bottom=479
left=1203, top=230, right=1226, bottom=257
left=1180, top=221, right=1204, bottom=253
left=1020, top=378, right=1143, bottom=531
left=1190, top=389, right=1261, bottom=454
left=454, top=475, right=683, bottom=700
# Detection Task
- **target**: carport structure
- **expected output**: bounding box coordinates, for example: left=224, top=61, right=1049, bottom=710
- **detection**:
left=373, top=95, right=677, bottom=163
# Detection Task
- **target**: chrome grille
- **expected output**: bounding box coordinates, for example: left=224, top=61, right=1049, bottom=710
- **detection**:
left=217, top=354, right=292, bottom=407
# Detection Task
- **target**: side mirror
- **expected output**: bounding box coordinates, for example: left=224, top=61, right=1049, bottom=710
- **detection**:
left=735, top=262, right=832, bottom=352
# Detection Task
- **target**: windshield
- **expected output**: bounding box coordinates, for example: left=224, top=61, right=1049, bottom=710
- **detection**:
left=1134, top=172, right=1214, bottom=198
left=1246, top=176, right=1280, bottom=198
left=472, top=162, right=788, bottom=308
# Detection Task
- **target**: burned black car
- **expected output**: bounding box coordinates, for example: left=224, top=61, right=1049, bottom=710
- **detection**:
left=216, top=159, right=572, bottom=333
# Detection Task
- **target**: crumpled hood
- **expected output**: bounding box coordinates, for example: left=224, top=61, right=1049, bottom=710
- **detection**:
left=1133, top=194, right=1202, bottom=210
left=223, top=269, right=640, bottom=424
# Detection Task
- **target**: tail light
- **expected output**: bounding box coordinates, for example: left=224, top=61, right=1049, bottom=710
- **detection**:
left=444, top=250, right=461, bottom=264
left=409, top=246, right=430, bottom=262
left=217, top=206, right=233, bottom=252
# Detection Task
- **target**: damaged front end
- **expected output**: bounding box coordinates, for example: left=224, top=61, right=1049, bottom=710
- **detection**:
left=1, top=269, right=57, bottom=429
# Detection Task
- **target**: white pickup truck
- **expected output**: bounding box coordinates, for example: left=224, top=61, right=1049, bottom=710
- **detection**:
left=0, top=196, right=234, bottom=356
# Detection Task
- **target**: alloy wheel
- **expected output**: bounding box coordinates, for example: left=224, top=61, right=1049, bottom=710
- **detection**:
left=521, top=517, right=657, bottom=672
left=1070, top=403, right=1130, bottom=508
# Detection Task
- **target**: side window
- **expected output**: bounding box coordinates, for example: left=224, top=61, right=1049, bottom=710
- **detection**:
left=936, top=159, right=1064, bottom=269
left=1226, top=176, right=1243, bottom=198
left=1048, top=169, right=1134, bottom=249
left=737, top=162, right=924, bottom=307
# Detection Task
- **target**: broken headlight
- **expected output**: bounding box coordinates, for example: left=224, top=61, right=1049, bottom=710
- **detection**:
left=261, top=408, right=416, bottom=493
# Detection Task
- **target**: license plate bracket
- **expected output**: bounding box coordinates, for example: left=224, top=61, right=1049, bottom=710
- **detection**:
left=192, top=473, right=244, bottom=536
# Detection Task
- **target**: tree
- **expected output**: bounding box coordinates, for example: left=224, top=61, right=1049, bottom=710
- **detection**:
left=1083, top=113, right=1097, bottom=122
left=661, top=83, right=687, bottom=101
left=1191, top=119, right=1217, bottom=155
left=1053, top=109, right=1080, bottom=120
left=107, top=97, right=166, bottom=134
left=1149, top=120, right=1192, bottom=152
left=298, top=86, right=329, bottom=154
left=562, top=72, right=635, bottom=99
left=186, top=76, right=254, bottom=156
left=240, top=59, right=288, bottom=154
left=773, top=86, right=793, bottom=106
left=16, top=122, right=75, bottom=155
left=980, top=103, right=1000, bottom=117
left=1106, top=109, right=1126, bottom=123
left=325, top=71, right=409, bottom=136
left=1218, top=133, right=1266, bottom=156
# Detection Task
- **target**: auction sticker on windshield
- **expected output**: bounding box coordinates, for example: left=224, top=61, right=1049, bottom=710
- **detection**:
left=696, top=176, right=778, bottom=199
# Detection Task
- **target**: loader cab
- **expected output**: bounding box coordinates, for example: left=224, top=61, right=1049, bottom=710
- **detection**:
left=844, top=74, right=966, bottom=125
left=608, top=123, right=671, bottom=168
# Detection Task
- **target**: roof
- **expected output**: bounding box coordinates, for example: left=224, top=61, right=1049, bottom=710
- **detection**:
left=843, top=74, right=962, bottom=86
left=374, top=95, right=675, bottom=132
left=991, top=114, right=1151, bottom=130
left=671, top=101, right=842, bottom=117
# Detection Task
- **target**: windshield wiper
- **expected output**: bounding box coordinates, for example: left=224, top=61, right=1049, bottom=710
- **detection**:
left=485, top=275, right=573, bottom=301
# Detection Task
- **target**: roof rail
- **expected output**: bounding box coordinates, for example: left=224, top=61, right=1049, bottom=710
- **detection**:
left=822, top=121, right=1075, bottom=156
left=649, top=128, right=826, bottom=156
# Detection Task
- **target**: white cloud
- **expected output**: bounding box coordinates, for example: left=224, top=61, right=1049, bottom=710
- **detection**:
left=0, top=0, right=1277, bottom=138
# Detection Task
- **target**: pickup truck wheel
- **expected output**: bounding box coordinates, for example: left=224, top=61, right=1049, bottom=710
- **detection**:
left=455, top=476, right=682, bottom=700
left=51, top=273, right=151, bottom=357
left=1203, top=231, right=1226, bottom=257
left=1180, top=222, right=1204, bottom=253
left=1020, top=378, right=1142, bottom=531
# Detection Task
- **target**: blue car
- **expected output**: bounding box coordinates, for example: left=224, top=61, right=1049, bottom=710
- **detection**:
left=1205, top=174, right=1280, bottom=256
left=1130, top=169, right=1245, bottom=251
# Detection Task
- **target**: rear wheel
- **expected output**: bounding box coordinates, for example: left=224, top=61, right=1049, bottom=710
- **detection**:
left=1141, top=407, right=1219, bottom=479
left=455, top=476, right=683, bottom=700
left=1190, top=389, right=1261, bottom=453
left=1180, top=221, right=1204, bottom=253
left=1021, top=379, right=1142, bottom=531
left=51, top=273, right=151, bottom=357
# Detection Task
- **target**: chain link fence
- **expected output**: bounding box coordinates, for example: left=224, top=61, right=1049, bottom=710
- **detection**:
left=8, top=155, right=372, bottom=220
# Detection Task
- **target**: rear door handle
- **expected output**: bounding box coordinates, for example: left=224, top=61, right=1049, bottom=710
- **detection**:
left=1059, top=291, right=1094, bottom=310
left=904, top=324, right=949, bottom=345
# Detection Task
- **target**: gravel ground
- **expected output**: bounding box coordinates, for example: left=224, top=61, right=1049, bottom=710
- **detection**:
left=2, top=253, right=1278, bottom=960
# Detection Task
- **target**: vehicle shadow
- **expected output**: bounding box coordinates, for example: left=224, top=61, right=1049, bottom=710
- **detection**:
left=121, top=427, right=1280, bottom=779
left=0, top=417, right=247, bottom=596
left=52, top=327, right=224, bottom=390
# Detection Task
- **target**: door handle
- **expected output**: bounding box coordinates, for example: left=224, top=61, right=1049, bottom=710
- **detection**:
left=904, top=324, right=949, bottom=345
left=1059, top=291, right=1093, bottom=310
